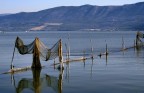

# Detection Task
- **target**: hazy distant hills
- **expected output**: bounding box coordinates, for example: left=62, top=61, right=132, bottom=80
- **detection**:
left=0, top=13, right=11, bottom=16
left=0, top=2, right=144, bottom=31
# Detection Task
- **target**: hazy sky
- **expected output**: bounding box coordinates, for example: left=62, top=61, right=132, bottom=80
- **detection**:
left=0, top=0, right=144, bottom=14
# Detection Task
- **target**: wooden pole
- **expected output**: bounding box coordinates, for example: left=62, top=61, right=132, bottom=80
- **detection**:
left=68, top=33, right=70, bottom=60
left=106, top=43, right=108, bottom=56
left=58, top=39, right=64, bottom=70
left=59, top=39, right=62, bottom=62
left=11, top=45, right=15, bottom=69
left=122, top=36, right=125, bottom=50
left=83, top=50, right=86, bottom=68
left=90, top=39, right=94, bottom=59
left=11, top=37, right=18, bottom=69
left=31, top=37, right=41, bottom=68
left=54, top=58, right=56, bottom=69
left=65, top=43, right=68, bottom=61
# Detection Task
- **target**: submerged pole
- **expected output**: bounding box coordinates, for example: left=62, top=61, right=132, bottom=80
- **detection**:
left=31, top=37, right=41, bottom=68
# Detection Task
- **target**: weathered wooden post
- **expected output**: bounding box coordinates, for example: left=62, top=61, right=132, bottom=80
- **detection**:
left=31, top=37, right=42, bottom=68
left=58, top=39, right=64, bottom=70
left=106, top=43, right=108, bottom=56
left=136, top=32, right=139, bottom=47
left=105, top=43, right=108, bottom=64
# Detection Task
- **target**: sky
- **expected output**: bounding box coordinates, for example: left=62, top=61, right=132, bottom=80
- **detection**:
left=0, top=0, right=144, bottom=14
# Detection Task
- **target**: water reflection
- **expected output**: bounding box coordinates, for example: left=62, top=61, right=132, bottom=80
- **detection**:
left=14, top=69, right=63, bottom=93
left=135, top=46, right=144, bottom=57
left=90, top=58, right=94, bottom=78
left=12, top=45, right=143, bottom=93
left=65, top=62, right=70, bottom=83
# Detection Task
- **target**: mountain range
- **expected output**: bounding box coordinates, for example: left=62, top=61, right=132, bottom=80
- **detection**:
left=0, top=2, right=144, bottom=31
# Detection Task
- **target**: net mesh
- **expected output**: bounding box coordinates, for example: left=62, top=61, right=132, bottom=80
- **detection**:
left=15, top=37, right=35, bottom=54
left=15, top=36, right=61, bottom=61
left=136, top=31, right=144, bottom=46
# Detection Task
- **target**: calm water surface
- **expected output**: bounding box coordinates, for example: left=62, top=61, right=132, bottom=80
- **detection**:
left=0, top=31, right=144, bottom=93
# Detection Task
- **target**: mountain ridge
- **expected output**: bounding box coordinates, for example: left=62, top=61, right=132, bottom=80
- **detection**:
left=0, top=2, right=144, bottom=31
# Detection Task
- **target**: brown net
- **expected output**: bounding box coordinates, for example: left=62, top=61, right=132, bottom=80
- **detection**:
left=15, top=36, right=61, bottom=61
left=136, top=31, right=144, bottom=46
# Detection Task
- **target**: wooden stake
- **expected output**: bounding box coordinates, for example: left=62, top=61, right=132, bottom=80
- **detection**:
left=68, top=33, right=70, bottom=60
left=90, top=39, right=94, bottom=59
left=106, top=43, right=108, bottom=56
left=31, top=37, right=41, bottom=68
left=58, top=39, right=64, bottom=70
left=122, top=36, right=125, bottom=50
left=11, top=37, right=18, bottom=69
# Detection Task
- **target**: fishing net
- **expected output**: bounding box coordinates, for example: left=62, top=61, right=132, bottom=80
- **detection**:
left=136, top=31, right=144, bottom=46
left=15, top=37, right=35, bottom=54
left=15, top=36, right=61, bottom=61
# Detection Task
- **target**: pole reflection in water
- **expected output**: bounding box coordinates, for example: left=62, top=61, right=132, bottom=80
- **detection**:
left=14, top=69, right=63, bottom=93
left=90, top=58, right=94, bottom=78
left=106, top=54, right=108, bottom=66
left=65, top=62, right=70, bottom=83
left=135, top=46, right=144, bottom=57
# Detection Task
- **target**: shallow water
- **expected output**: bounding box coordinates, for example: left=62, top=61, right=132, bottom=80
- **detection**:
left=0, top=31, right=144, bottom=93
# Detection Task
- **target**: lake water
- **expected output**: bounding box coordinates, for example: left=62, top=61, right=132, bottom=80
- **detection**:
left=0, top=31, right=144, bottom=93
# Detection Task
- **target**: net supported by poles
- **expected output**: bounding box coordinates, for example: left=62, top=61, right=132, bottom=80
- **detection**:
left=11, top=36, right=63, bottom=69
left=136, top=31, right=144, bottom=47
